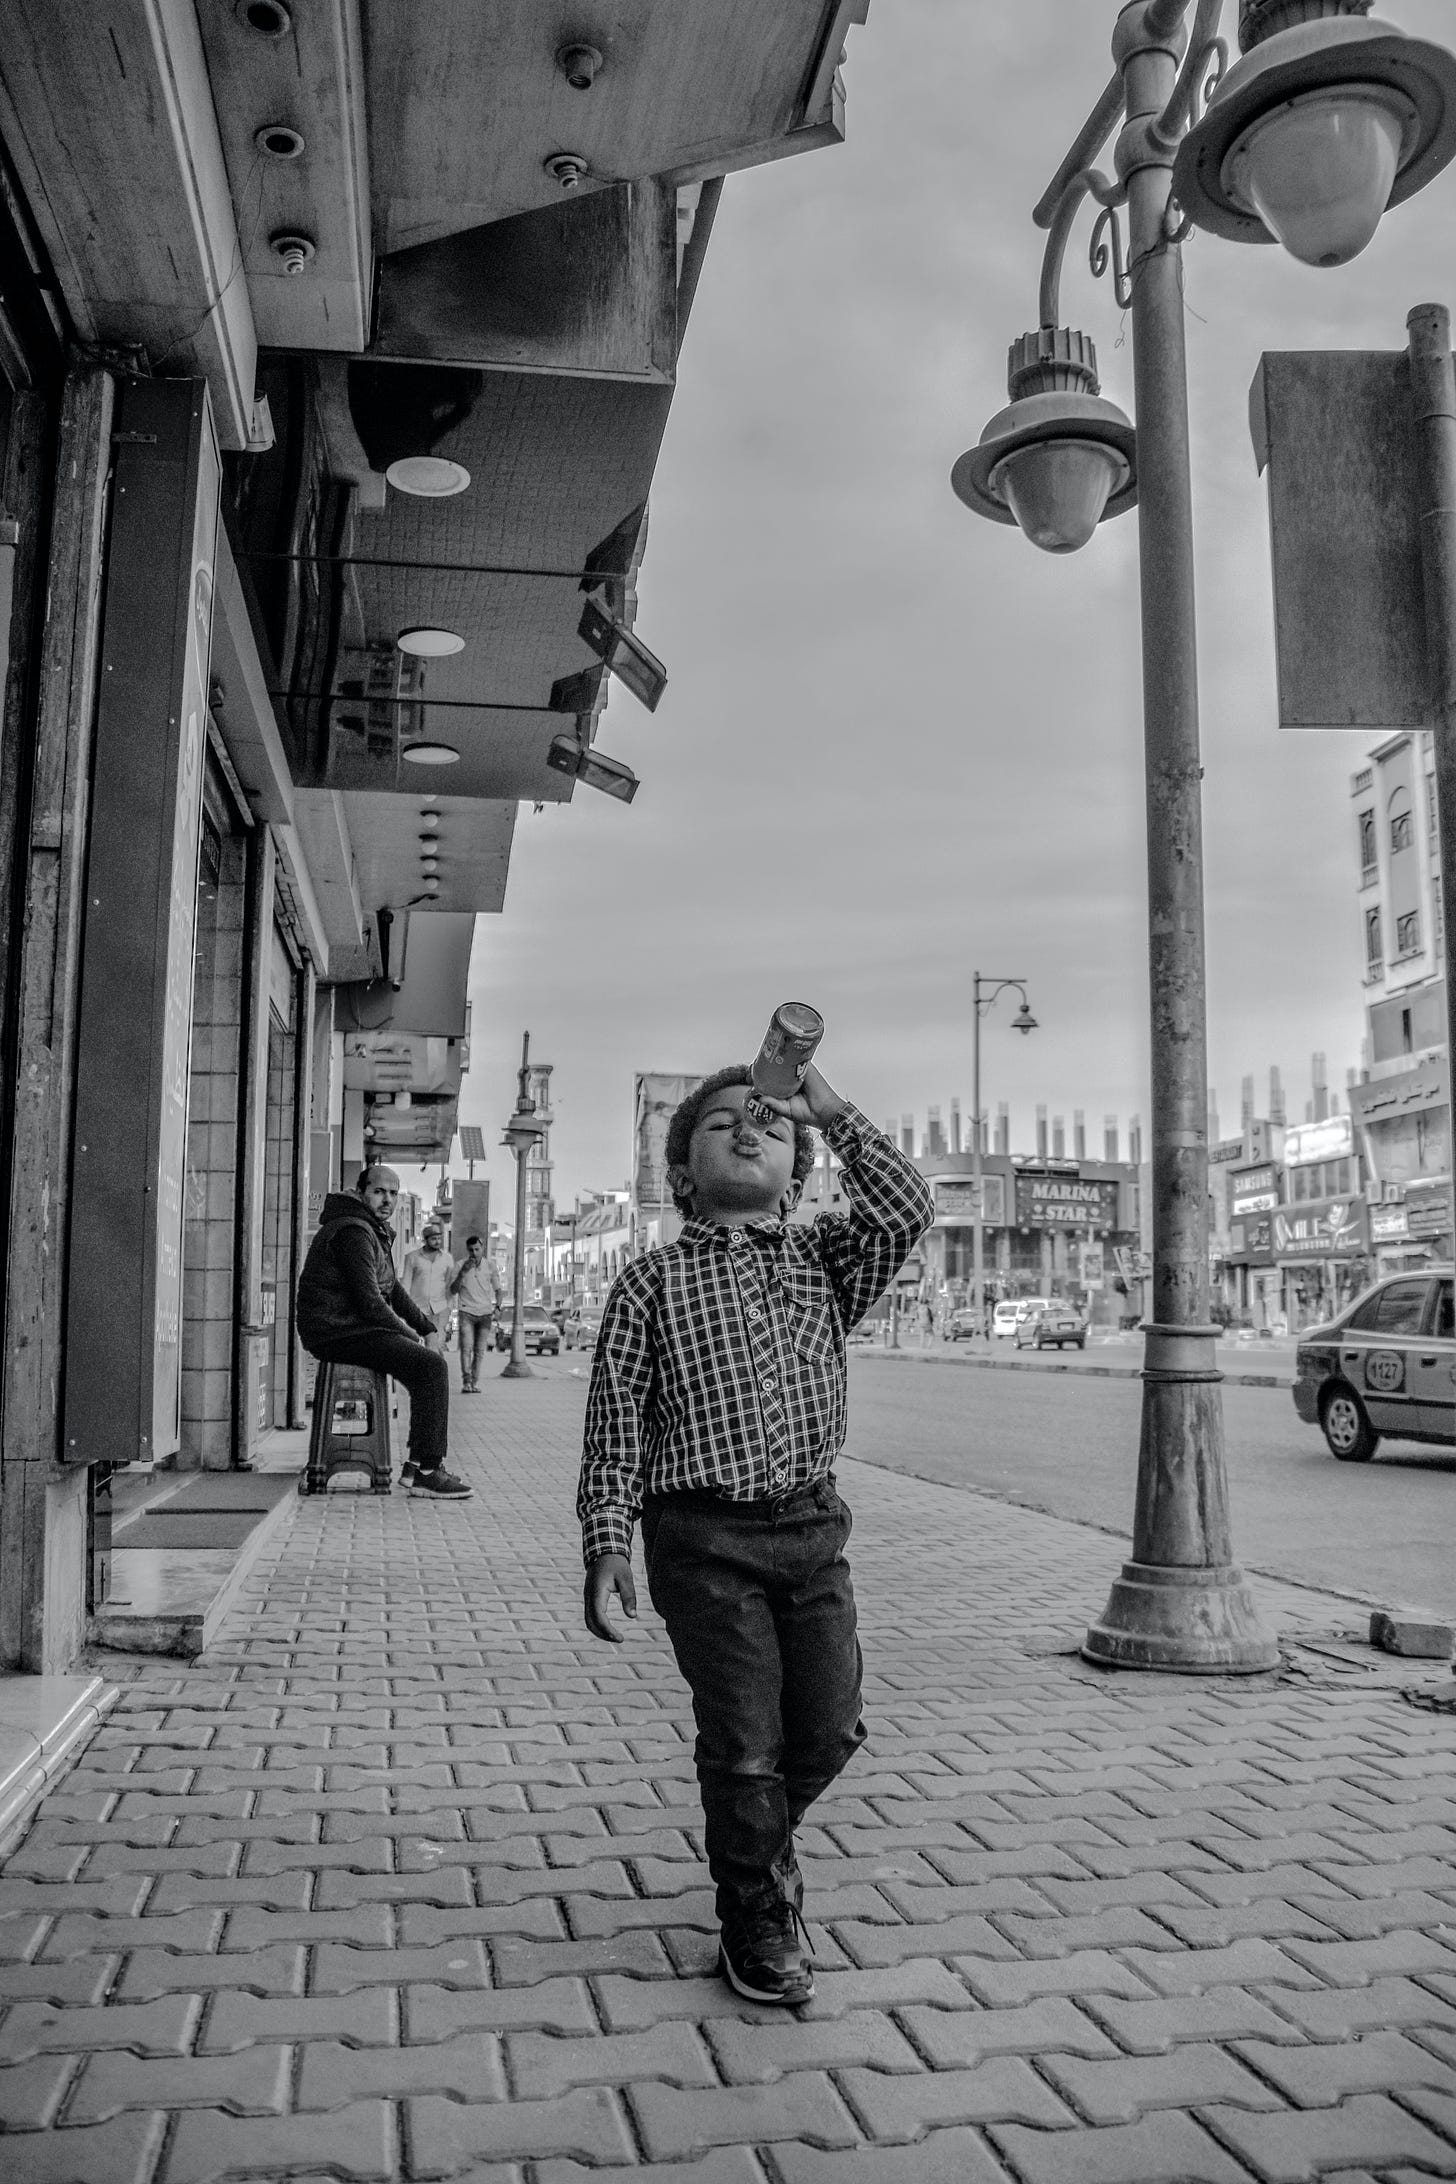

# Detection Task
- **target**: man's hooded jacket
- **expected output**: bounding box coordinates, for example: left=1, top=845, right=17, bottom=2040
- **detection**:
left=297, top=1192, right=437, bottom=1352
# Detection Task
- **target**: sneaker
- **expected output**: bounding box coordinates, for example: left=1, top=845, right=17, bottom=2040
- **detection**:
left=718, top=1901, right=813, bottom=2006
left=771, top=1839, right=813, bottom=1962
left=399, top=1460, right=417, bottom=1488
left=409, top=1467, right=473, bottom=1499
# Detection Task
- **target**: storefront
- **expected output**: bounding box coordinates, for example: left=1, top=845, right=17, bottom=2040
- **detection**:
left=1271, top=1196, right=1371, bottom=1331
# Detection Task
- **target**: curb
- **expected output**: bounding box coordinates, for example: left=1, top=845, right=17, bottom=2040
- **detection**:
left=852, top=1346, right=1290, bottom=1391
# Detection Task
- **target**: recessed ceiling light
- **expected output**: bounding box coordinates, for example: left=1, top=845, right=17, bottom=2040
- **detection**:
left=385, top=456, right=471, bottom=498
left=402, top=742, right=460, bottom=767
left=420, top=857, right=439, bottom=874
left=255, top=123, right=305, bottom=160
left=397, top=627, right=464, bottom=657
left=422, top=878, right=441, bottom=894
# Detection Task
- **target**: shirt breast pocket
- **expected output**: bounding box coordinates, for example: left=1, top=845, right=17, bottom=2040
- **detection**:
left=781, top=1266, right=840, bottom=1364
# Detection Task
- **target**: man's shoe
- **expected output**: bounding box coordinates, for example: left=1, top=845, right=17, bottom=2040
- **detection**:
left=718, top=1903, right=813, bottom=2006
left=409, top=1467, right=473, bottom=1499
left=399, top=1461, right=417, bottom=1488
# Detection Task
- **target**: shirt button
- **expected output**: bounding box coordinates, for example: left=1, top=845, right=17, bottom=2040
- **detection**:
left=760, top=1371, right=776, bottom=1388
left=728, top=1230, right=745, bottom=1248
left=746, top=1308, right=761, bottom=1323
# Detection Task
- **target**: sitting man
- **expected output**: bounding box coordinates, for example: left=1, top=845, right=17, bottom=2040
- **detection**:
left=297, top=1164, right=472, bottom=1499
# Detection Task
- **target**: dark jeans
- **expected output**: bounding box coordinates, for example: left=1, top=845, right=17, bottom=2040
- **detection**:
left=642, top=1478, right=865, bottom=1922
left=458, top=1313, right=493, bottom=1387
left=310, top=1330, right=448, bottom=1473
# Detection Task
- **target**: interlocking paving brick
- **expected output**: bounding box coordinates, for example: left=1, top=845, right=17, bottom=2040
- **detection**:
left=771, top=2128, right=1014, bottom=2183
left=1232, top=2029, right=1451, bottom=2106
left=296, top=2033, right=506, bottom=2109
left=956, top=1948, right=1158, bottom=2007
left=1249, top=1974, right=1456, bottom=2039
left=0, top=1995, right=202, bottom=2061
left=1040, top=2040, right=1285, bottom=2123
left=66, top=2045, right=291, bottom=2123
left=508, top=2022, right=715, bottom=2097
left=631, top=2071, right=860, bottom=2161
left=113, top=1944, right=305, bottom=2000
left=991, top=2111, right=1252, bottom=2184
left=0, top=2111, right=167, bottom=2184
left=406, top=1979, right=596, bottom=2040
left=537, top=2152, right=765, bottom=2184
left=901, top=1995, right=1122, bottom=2067
left=1206, top=2092, right=1456, bottom=2182
left=0, top=1957, right=119, bottom=2004
left=198, top=1988, right=396, bottom=2053
left=838, top=2056, right=1071, bottom=2139
left=162, top=2098, right=397, bottom=2182
left=407, top=2085, right=632, bottom=2172
left=312, top=1940, right=491, bottom=1992
left=704, top=2005, right=921, bottom=2083
left=1084, top=1987, right=1300, bottom=2053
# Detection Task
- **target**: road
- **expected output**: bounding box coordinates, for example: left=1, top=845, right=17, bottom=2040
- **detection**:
left=843, top=1350, right=1456, bottom=1621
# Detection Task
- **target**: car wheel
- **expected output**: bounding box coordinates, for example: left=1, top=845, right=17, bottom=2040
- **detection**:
left=1320, top=1383, right=1379, bottom=1463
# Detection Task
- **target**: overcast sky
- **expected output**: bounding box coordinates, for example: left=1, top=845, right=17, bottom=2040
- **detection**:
left=445, top=0, right=1456, bottom=1217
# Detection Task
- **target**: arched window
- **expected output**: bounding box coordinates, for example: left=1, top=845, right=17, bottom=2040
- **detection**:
left=1390, top=789, right=1413, bottom=854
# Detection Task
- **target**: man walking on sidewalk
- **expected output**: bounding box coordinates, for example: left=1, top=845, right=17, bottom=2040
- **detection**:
left=297, top=1166, right=472, bottom=1499
left=450, top=1233, right=502, bottom=1392
left=402, top=1220, right=454, bottom=1354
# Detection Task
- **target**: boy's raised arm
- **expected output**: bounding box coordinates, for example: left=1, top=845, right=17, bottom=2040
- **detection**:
left=816, top=1106, right=934, bottom=1328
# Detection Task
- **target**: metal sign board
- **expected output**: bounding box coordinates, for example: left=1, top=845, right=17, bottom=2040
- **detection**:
left=65, top=379, right=220, bottom=1464
left=1249, top=350, right=1431, bottom=729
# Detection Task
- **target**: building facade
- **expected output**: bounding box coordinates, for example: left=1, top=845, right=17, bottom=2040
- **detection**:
left=0, top=2, right=871, bottom=1680
left=1348, top=731, right=1453, bottom=1272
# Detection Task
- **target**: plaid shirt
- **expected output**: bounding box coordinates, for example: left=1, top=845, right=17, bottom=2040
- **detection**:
left=578, top=1104, right=933, bottom=1564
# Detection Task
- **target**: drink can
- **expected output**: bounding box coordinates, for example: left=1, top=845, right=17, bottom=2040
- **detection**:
left=746, top=1002, right=824, bottom=1120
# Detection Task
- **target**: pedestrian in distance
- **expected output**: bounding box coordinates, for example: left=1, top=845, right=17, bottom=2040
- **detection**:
left=578, top=1059, right=932, bottom=2005
left=450, top=1233, right=502, bottom=1393
left=402, top=1220, right=455, bottom=1354
left=297, top=1166, right=472, bottom=1499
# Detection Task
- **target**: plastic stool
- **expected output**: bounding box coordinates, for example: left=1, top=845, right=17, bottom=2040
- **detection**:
left=301, top=1359, right=392, bottom=1495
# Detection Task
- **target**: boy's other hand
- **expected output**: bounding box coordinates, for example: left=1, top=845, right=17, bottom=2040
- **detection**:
left=755, top=1060, right=846, bottom=1133
left=584, top=1553, right=637, bottom=1642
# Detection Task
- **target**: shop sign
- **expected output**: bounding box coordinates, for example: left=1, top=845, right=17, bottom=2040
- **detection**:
left=1231, top=1165, right=1278, bottom=1214
left=1015, top=1174, right=1120, bottom=1229
left=1229, top=1215, right=1274, bottom=1262
left=1271, top=1196, right=1368, bottom=1259
left=934, top=1174, right=1006, bottom=1225
left=1404, top=1180, right=1452, bottom=1239
left=1283, top=1114, right=1354, bottom=1167
left=1077, top=1241, right=1105, bottom=1289
left=1370, top=1203, right=1410, bottom=1242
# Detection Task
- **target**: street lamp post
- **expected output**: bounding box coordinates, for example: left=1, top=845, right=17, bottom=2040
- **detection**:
left=500, top=1031, right=546, bottom=1382
left=971, top=975, right=1039, bottom=1338
left=953, top=0, right=1456, bottom=1671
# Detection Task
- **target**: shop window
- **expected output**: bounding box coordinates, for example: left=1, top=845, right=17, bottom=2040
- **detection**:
left=1396, top=910, right=1419, bottom=956
left=1391, top=808, right=1413, bottom=852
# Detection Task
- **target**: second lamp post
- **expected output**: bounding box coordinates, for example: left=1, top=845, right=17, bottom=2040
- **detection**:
left=970, top=975, right=1038, bottom=1338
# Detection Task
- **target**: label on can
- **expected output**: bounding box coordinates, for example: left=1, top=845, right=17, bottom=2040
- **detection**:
left=751, top=1002, right=824, bottom=1102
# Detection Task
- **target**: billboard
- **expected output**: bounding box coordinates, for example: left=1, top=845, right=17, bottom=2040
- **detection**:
left=633, top=1073, right=704, bottom=1222
left=933, top=1175, right=1006, bottom=1225
left=1015, top=1174, right=1121, bottom=1230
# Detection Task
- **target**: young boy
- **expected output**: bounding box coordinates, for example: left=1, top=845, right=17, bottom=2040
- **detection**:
left=578, top=1058, right=933, bottom=2004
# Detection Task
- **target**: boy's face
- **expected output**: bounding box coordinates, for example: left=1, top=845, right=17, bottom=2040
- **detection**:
left=674, top=1083, right=799, bottom=1223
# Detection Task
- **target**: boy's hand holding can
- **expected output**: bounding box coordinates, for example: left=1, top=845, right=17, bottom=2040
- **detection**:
left=745, top=1059, right=846, bottom=1134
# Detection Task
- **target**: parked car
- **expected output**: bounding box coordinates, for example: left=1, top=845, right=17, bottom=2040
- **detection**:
left=1293, top=1267, right=1455, bottom=1461
left=993, top=1297, right=1049, bottom=1340
left=1015, top=1302, right=1088, bottom=1351
left=563, top=1302, right=605, bottom=1351
left=493, top=1303, right=561, bottom=1355
left=949, top=1306, right=982, bottom=1341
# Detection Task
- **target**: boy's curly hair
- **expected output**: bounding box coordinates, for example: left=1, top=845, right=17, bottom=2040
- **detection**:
left=665, top=1066, right=817, bottom=1216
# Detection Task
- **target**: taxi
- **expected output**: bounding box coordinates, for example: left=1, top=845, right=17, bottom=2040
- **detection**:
left=1292, top=1267, right=1455, bottom=1462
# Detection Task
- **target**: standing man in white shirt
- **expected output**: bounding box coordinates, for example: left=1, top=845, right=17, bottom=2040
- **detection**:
left=450, top=1233, right=503, bottom=1392
left=402, top=1221, right=455, bottom=1354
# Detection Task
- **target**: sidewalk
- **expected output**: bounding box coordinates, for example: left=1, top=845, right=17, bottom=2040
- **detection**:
left=4, top=1372, right=1456, bottom=2182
